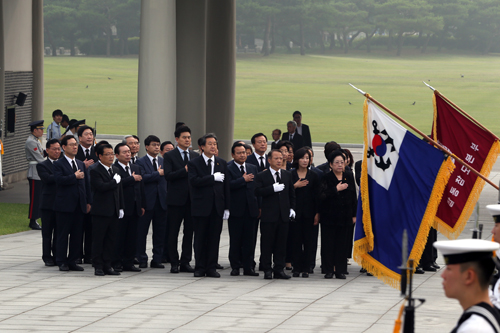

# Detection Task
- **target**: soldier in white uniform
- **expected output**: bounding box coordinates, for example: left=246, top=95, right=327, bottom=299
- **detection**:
left=487, top=204, right=500, bottom=309
left=25, top=120, right=46, bottom=230
left=434, top=239, right=500, bottom=333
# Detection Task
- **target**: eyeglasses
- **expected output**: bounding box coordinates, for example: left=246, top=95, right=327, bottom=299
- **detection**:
left=102, top=153, right=114, bottom=157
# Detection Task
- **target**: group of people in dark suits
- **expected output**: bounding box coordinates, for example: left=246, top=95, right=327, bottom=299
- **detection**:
left=34, top=110, right=363, bottom=280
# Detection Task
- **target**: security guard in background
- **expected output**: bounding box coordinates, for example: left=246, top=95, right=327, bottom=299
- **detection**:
left=25, top=120, right=45, bottom=230
left=434, top=239, right=500, bottom=332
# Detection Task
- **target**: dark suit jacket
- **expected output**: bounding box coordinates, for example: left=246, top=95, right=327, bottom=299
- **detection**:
left=246, top=153, right=269, bottom=173
left=188, top=155, right=230, bottom=217
left=227, top=161, right=259, bottom=218
left=298, top=123, right=312, bottom=148
left=90, top=164, right=124, bottom=217
left=281, top=132, right=304, bottom=150
left=37, top=159, right=57, bottom=210
left=291, top=169, right=319, bottom=219
left=255, top=169, right=295, bottom=223
left=318, top=171, right=357, bottom=226
left=355, top=160, right=362, bottom=187
left=164, top=148, right=199, bottom=206
left=53, top=157, right=91, bottom=213
left=76, top=145, right=98, bottom=163
left=114, top=161, right=145, bottom=217
left=271, top=141, right=280, bottom=150
left=136, top=155, right=168, bottom=211
left=316, top=162, right=330, bottom=174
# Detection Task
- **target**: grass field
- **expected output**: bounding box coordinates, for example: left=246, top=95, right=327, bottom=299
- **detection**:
left=44, top=51, right=500, bottom=143
left=0, top=203, right=30, bottom=235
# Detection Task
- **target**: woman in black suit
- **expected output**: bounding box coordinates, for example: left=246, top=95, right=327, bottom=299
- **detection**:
left=290, top=148, right=319, bottom=278
left=318, top=150, right=357, bottom=279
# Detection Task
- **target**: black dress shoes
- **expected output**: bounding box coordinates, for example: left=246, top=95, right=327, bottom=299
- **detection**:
left=415, top=266, right=425, bottom=274
left=274, top=271, right=291, bottom=279
left=150, top=261, right=164, bottom=269
left=215, top=263, right=224, bottom=270
left=292, top=272, right=300, bottom=278
left=243, top=269, right=259, bottom=277
left=302, top=272, right=309, bottom=278
left=206, top=270, right=220, bottom=278
left=68, top=263, right=84, bottom=271
left=422, top=265, right=437, bottom=272
left=104, top=268, right=120, bottom=276
left=194, top=271, right=205, bottom=277
left=139, top=262, right=148, bottom=269
left=360, top=268, right=367, bottom=273
left=59, top=264, right=69, bottom=271
left=29, top=220, right=42, bottom=230
left=179, top=264, right=195, bottom=273
left=264, top=271, right=273, bottom=279
left=335, top=273, right=346, bottom=279
left=44, top=259, right=55, bottom=267
left=123, top=265, right=141, bottom=272
left=170, top=266, right=179, bottom=273
left=324, top=273, right=333, bottom=279
left=230, top=268, right=240, bottom=276
left=432, top=261, right=440, bottom=269
left=75, top=258, right=83, bottom=264
left=95, top=268, right=105, bottom=276
left=113, top=265, right=123, bottom=273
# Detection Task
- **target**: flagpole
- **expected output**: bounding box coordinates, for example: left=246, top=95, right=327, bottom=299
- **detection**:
left=423, top=82, right=500, bottom=141
left=349, top=84, right=499, bottom=191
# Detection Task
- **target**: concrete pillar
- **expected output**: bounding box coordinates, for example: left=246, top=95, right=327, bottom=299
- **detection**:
left=205, top=0, right=236, bottom=161
left=176, top=0, right=206, bottom=142
left=137, top=0, right=176, bottom=154
left=31, top=0, right=43, bottom=122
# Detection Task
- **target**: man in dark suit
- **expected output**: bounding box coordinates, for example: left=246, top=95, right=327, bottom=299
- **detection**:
left=227, top=142, right=260, bottom=277
left=281, top=120, right=304, bottom=151
left=270, top=129, right=281, bottom=150
left=53, top=136, right=92, bottom=272
left=293, top=111, right=312, bottom=148
left=164, top=126, right=199, bottom=274
left=89, top=143, right=124, bottom=276
left=124, top=135, right=140, bottom=164
left=246, top=133, right=269, bottom=172
left=255, top=149, right=296, bottom=280
left=37, top=139, right=61, bottom=266
left=188, top=133, right=230, bottom=278
left=136, top=135, right=168, bottom=268
left=113, top=143, right=145, bottom=272
left=75, top=125, right=99, bottom=264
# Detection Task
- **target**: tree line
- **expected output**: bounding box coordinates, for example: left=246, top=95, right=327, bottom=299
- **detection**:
left=237, top=0, right=500, bottom=56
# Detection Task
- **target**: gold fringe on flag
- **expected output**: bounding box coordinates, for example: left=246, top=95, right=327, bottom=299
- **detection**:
left=360, top=96, right=374, bottom=251
left=436, top=140, right=500, bottom=239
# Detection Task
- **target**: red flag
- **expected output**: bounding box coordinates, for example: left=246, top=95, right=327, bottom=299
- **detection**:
left=431, top=92, right=500, bottom=238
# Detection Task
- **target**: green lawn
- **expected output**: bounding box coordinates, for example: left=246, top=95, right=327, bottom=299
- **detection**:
left=0, top=203, right=30, bottom=235
left=44, top=52, right=500, bottom=143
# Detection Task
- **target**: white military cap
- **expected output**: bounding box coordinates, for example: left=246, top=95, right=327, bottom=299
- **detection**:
left=486, top=204, right=500, bottom=222
left=434, top=239, right=499, bottom=265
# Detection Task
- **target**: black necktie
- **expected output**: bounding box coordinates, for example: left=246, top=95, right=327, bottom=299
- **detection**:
left=108, top=168, right=113, bottom=177
left=276, top=172, right=281, bottom=183
left=240, top=165, right=245, bottom=175
left=71, top=160, right=77, bottom=172
left=85, top=148, right=90, bottom=159
left=259, top=156, right=264, bottom=170
left=183, top=151, right=188, bottom=165
left=125, top=166, right=129, bottom=175
left=207, top=158, right=212, bottom=174
left=152, top=158, right=157, bottom=171
left=131, top=157, right=135, bottom=164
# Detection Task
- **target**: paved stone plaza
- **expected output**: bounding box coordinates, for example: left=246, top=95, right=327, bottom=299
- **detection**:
left=1, top=144, right=499, bottom=332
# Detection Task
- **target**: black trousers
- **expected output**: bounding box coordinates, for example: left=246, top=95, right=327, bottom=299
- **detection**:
left=28, top=179, right=41, bottom=220
left=92, top=214, right=119, bottom=270
left=291, top=216, right=316, bottom=273
left=260, top=221, right=289, bottom=273
left=40, top=208, right=57, bottom=263
left=167, top=204, right=194, bottom=266
left=137, top=198, right=167, bottom=264
left=309, top=224, right=319, bottom=269
left=346, top=223, right=355, bottom=259
left=228, top=214, right=257, bottom=271
left=113, top=214, right=139, bottom=267
left=55, top=207, right=84, bottom=266
left=321, top=223, right=348, bottom=274
left=193, top=206, right=223, bottom=273
left=81, top=213, right=92, bottom=261
left=421, top=227, right=437, bottom=267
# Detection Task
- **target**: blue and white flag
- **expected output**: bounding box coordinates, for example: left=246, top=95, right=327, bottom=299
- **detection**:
left=354, top=98, right=454, bottom=288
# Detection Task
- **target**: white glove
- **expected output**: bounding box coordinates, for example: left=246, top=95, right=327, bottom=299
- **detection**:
left=119, top=209, right=124, bottom=219
left=273, top=183, right=285, bottom=192
left=289, top=209, right=296, bottom=219
left=113, top=173, right=121, bottom=184
left=223, top=209, right=230, bottom=220
left=214, top=172, right=225, bottom=182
